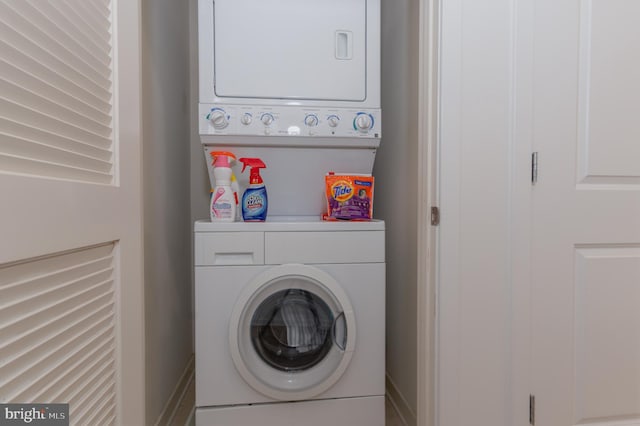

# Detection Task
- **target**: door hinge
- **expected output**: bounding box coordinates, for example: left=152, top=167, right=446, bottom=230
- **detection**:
left=431, top=206, right=440, bottom=226
left=529, top=394, right=535, bottom=425
left=531, top=152, right=538, bottom=185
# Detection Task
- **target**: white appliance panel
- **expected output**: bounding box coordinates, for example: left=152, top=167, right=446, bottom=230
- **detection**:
left=194, top=217, right=385, bottom=232
left=193, top=222, right=386, bottom=424
left=198, top=104, right=380, bottom=138
left=213, top=0, right=367, bottom=101
left=196, top=396, right=385, bottom=426
left=199, top=0, right=380, bottom=109
left=195, top=262, right=385, bottom=407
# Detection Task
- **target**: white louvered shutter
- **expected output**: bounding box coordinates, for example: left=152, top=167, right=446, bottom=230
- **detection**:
left=0, top=0, right=144, bottom=425
left=0, top=0, right=114, bottom=184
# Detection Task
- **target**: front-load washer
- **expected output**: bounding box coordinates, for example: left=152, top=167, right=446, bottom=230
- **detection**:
left=194, top=218, right=385, bottom=425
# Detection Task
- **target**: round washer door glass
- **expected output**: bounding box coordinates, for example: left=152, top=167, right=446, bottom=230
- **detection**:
left=251, top=288, right=338, bottom=372
left=229, top=265, right=356, bottom=401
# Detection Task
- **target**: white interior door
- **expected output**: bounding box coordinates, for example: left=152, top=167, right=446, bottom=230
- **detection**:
left=0, top=0, right=144, bottom=424
left=531, top=0, right=640, bottom=424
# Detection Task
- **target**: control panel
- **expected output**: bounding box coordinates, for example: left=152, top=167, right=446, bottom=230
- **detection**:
left=200, top=104, right=381, bottom=139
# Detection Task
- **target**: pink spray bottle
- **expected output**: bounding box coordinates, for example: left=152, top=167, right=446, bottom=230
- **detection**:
left=210, top=153, right=236, bottom=222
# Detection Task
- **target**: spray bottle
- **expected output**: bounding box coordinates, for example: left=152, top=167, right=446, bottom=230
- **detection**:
left=239, top=158, right=268, bottom=222
left=210, top=151, right=240, bottom=217
left=210, top=153, right=236, bottom=222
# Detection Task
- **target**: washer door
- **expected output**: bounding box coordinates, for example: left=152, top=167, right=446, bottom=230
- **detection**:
left=229, top=264, right=356, bottom=401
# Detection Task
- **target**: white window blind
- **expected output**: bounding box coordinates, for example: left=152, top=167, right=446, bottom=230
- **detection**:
left=0, top=0, right=114, bottom=184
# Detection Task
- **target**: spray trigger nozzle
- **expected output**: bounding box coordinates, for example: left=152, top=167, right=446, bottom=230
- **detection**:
left=210, top=151, right=236, bottom=167
left=239, top=158, right=266, bottom=185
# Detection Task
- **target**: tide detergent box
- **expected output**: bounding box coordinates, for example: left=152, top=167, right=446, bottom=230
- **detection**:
left=324, top=173, right=375, bottom=220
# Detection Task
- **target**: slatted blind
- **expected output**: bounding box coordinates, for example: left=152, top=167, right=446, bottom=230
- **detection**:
left=0, top=0, right=114, bottom=184
left=0, top=243, right=117, bottom=425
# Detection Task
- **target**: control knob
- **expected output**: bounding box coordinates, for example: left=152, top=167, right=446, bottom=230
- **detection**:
left=240, top=113, right=252, bottom=126
left=354, top=113, right=374, bottom=133
left=304, top=114, right=319, bottom=127
left=261, top=113, right=275, bottom=126
left=207, top=109, right=229, bottom=130
left=327, top=115, right=340, bottom=128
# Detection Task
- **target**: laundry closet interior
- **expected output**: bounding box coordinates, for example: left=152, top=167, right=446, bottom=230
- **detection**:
left=144, top=0, right=420, bottom=424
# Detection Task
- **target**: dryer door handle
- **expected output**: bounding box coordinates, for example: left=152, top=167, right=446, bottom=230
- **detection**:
left=332, top=311, right=347, bottom=351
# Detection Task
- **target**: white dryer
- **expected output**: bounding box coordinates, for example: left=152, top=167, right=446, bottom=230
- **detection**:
left=194, top=218, right=385, bottom=425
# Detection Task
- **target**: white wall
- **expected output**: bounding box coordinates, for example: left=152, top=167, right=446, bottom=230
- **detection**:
left=189, top=0, right=211, bottom=226
left=142, top=0, right=193, bottom=422
left=375, top=0, right=420, bottom=424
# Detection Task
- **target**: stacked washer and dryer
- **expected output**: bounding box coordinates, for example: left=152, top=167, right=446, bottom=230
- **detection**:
left=195, top=1, right=385, bottom=424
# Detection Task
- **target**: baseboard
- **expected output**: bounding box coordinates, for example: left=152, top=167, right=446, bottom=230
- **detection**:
left=155, top=355, right=195, bottom=426
left=386, top=373, right=417, bottom=426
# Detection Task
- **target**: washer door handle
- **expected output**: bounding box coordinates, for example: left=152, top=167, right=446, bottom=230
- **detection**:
left=332, top=311, right=347, bottom=350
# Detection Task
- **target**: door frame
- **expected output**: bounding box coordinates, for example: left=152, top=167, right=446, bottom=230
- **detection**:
left=416, top=0, right=440, bottom=425
left=420, top=1, right=535, bottom=425
left=113, top=0, right=146, bottom=423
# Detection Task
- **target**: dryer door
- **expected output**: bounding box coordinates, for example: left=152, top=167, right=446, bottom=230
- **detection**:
left=212, top=0, right=367, bottom=101
left=229, top=264, right=356, bottom=400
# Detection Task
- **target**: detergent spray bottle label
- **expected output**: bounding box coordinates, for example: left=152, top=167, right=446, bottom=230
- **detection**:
left=239, top=158, right=268, bottom=222
left=211, top=187, right=235, bottom=220
left=242, top=187, right=268, bottom=219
